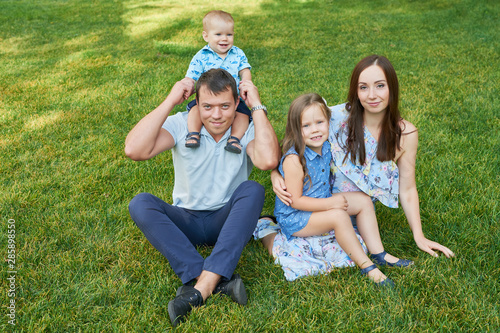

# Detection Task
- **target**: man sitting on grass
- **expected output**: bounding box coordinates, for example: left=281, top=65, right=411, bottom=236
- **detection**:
left=125, top=68, right=279, bottom=327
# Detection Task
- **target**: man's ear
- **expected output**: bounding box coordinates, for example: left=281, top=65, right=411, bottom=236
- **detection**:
left=202, top=31, right=208, bottom=42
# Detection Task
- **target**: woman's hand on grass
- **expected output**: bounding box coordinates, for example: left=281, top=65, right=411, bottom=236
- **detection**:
left=415, top=235, right=455, bottom=258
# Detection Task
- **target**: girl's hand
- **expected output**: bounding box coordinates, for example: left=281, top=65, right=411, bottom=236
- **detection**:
left=414, top=235, right=455, bottom=258
left=329, top=193, right=348, bottom=210
left=271, top=169, right=292, bottom=206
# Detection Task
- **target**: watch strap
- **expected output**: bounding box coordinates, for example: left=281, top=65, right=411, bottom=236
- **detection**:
left=250, top=105, right=267, bottom=115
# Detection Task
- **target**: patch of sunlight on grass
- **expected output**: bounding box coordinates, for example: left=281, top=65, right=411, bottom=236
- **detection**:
left=64, top=33, right=100, bottom=49
left=72, top=87, right=107, bottom=102
left=0, top=135, right=17, bottom=150
left=78, top=54, right=114, bottom=67
left=58, top=50, right=96, bottom=66
left=56, top=54, right=116, bottom=77
left=0, top=101, right=9, bottom=116
left=123, top=0, right=266, bottom=39
left=24, top=110, right=64, bottom=130
left=11, top=77, right=65, bottom=98
left=0, top=35, right=32, bottom=55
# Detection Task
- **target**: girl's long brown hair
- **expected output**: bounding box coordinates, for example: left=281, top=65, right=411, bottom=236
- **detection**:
left=345, top=55, right=402, bottom=164
left=281, top=93, right=331, bottom=188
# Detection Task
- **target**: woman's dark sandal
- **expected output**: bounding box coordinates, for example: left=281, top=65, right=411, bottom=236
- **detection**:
left=185, top=132, right=201, bottom=148
left=370, top=251, right=414, bottom=267
left=224, top=136, right=242, bottom=154
left=360, top=264, right=395, bottom=288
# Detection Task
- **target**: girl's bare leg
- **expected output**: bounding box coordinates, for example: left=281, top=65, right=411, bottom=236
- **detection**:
left=294, top=209, right=388, bottom=283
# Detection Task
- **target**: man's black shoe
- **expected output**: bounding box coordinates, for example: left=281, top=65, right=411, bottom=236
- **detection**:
left=176, top=284, right=195, bottom=297
left=213, top=274, right=247, bottom=305
left=168, top=288, right=203, bottom=327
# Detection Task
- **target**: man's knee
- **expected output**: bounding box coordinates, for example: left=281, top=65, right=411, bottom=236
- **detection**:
left=238, top=180, right=265, bottom=198
left=128, top=192, right=155, bottom=222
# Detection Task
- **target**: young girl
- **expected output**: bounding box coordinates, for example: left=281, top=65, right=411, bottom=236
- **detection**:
left=274, top=93, right=393, bottom=286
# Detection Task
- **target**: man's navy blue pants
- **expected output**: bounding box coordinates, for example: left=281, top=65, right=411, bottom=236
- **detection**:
left=129, top=181, right=264, bottom=284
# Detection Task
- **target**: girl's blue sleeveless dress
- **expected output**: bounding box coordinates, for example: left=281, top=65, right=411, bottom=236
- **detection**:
left=254, top=104, right=399, bottom=281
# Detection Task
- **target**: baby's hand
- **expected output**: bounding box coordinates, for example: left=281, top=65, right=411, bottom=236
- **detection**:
left=238, top=79, right=254, bottom=103
left=329, top=194, right=348, bottom=210
left=180, top=77, right=195, bottom=100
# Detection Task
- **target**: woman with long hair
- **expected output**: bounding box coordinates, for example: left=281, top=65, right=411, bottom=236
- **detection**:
left=257, top=55, right=454, bottom=281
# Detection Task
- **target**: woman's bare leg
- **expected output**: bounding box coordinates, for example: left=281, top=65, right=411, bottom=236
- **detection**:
left=342, top=192, right=402, bottom=264
left=261, top=233, right=276, bottom=256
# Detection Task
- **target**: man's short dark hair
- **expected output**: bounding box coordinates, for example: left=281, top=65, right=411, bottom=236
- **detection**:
left=195, top=69, right=239, bottom=103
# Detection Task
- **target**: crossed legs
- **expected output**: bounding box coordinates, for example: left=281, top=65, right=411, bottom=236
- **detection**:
left=129, top=180, right=265, bottom=299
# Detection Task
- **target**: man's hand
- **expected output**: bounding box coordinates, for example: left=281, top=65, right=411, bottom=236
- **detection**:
left=124, top=78, right=192, bottom=161
left=242, top=80, right=280, bottom=170
left=271, top=169, right=293, bottom=206
left=239, top=80, right=260, bottom=109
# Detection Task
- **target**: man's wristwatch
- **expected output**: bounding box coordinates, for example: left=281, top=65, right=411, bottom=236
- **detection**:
left=250, top=105, right=267, bottom=116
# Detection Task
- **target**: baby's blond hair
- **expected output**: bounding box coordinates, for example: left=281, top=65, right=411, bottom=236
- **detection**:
left=203, top=10, right=234, bottom=31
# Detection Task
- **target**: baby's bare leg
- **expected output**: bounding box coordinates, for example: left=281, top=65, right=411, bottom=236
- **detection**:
left=186, top=105, right=202, bottom=145
left=230, top=113, right=249, bottom=141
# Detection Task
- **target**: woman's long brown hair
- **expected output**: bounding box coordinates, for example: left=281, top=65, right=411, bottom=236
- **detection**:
left=345, top=55, right=402, bottom=164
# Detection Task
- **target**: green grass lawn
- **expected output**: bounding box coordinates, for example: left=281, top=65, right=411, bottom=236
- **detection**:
left=1, top=0, right=498, bottom=331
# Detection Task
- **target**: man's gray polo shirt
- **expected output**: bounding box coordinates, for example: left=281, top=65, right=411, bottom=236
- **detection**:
left=162, top=111, right=255, bottom=210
